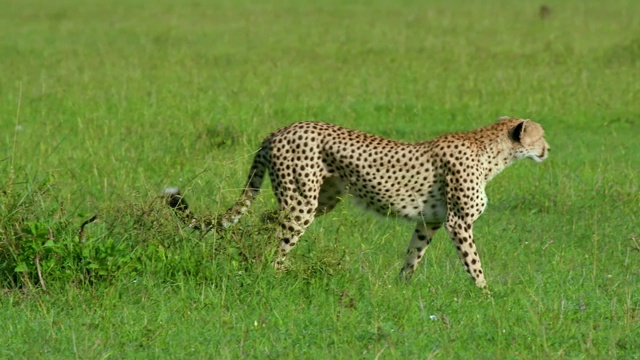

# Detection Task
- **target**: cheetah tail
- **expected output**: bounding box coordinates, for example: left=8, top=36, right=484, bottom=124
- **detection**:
left=216, top=147, right=268, bottom=228
left=164, top=147, right=268, bottom=232
left=164, top=187, right=216, bottom=232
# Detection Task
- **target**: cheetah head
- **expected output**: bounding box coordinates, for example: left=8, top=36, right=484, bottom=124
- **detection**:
left=509, top=119, right=550, bottom=163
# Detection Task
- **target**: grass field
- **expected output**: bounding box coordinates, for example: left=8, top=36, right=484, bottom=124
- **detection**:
left=1, top=0, right=639, bottom=358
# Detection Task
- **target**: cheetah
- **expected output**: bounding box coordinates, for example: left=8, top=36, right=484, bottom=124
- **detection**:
left=166, top=116, right=550, bottom=288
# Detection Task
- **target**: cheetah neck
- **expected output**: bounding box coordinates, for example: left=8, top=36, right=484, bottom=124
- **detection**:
left=473, top=130, right=518, bottom=182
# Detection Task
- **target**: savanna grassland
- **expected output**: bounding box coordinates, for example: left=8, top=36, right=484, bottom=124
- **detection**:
left=1, top=0, right=639, bottom=358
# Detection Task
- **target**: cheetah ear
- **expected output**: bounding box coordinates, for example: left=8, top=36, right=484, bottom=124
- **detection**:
left=511, top=121, right=526, bottom=142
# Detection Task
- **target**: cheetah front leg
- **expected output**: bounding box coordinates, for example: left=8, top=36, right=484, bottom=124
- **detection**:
left=444, top=215, right=486, bottom=288
left=399, top=222, right=442, bottom=280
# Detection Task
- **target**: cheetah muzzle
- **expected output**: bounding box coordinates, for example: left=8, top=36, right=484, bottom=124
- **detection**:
left=166, top=116, right=550, bottom=288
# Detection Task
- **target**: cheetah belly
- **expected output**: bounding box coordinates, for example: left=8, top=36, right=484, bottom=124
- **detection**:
left=386, top=197, right=447, bottom=223
left=418, top=200, right=447, bottom=223
left=388, top=184, right=448, bottom=223
left=346, top=186, right=447, bottom=224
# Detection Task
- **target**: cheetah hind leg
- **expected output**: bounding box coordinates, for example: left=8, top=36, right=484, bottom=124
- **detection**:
left=273, top=201, right=317, bottom=270
left=260, top=176, right=344, bottom=233
left=260, top=176, right=346, bottom=225
left=272, top=177, right=344, bottom=269
left=399, top=222, right=442, bottom=281
left=315, top=176, right=346, bottom=216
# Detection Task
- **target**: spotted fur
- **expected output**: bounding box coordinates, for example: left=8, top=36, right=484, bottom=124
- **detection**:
left=167, top=116, right=550, bottom=288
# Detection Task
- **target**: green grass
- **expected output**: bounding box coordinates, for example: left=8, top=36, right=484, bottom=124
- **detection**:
left=1, top=0, right=640, bottom=358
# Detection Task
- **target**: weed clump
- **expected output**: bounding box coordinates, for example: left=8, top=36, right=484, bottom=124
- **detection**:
left=0, top=173, right=285, bottom=290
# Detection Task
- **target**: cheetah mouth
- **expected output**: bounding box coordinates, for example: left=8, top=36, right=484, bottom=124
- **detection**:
left=532, top=149, right=548, bottom=162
